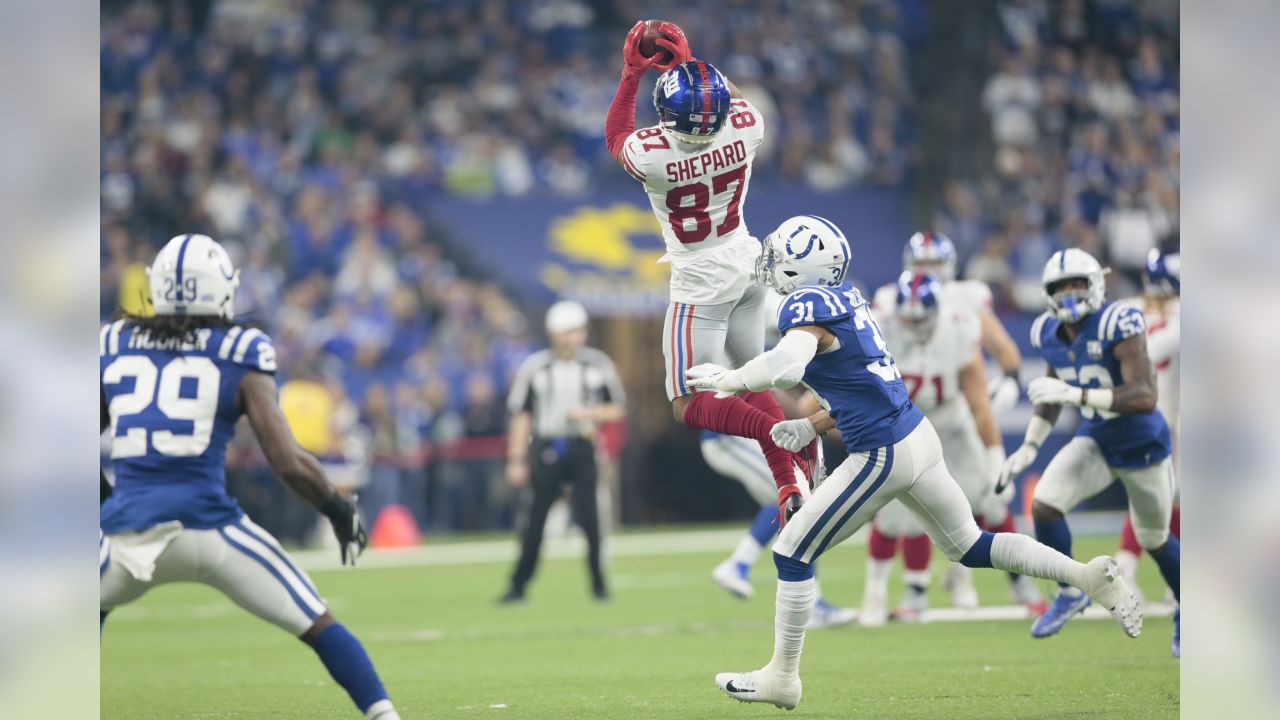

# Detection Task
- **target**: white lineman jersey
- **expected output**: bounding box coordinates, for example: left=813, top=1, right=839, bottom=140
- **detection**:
left=877, top=303, right=982, bottom=431
left=621, top=99, right=765, bottom=304
left=873, top=279, right=994, bottom=319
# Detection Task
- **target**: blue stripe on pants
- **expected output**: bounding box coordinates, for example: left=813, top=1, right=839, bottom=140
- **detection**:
left=810, top=445, right=895, bottom=559
left=235, top=519, right=321, bottom=598
left=218, top=528, right=321, bottom=621
left=675, top=304, right=688, bottom=395
left=792, top=448, right=880, bottom=560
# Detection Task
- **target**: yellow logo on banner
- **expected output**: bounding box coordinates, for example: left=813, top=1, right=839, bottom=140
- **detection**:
left=541, top=204, right=670, bottom=312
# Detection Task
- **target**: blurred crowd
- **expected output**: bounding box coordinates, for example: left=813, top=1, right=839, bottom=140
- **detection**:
left=99, top=0, right=925, bottom=532
left=949, top=0, right=1179, bottom=310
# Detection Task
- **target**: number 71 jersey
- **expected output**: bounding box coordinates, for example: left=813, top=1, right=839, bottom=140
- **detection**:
left=777, top=283, right=924, bottom=454
left=620, top=99, right=764, bottom=255
left=100, top=320, right=276, bottom=534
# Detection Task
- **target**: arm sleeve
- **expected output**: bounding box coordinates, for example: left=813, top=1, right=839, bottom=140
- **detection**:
left=737, top=329, right=819, bottom=391
left=605, top=73, right=644, bottom=159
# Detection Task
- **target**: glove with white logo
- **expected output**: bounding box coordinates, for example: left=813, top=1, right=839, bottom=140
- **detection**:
left=988, top=373, right=1021, bottom=415
left=770, top=418, right=817, bottom=453
left=320, top=493, right=369, bottom=566
left=686, top=363, right=745, bottom=396
left=996, top=444, right=1037, bottom=499
left=1027, top=376, right=1084, bottom=406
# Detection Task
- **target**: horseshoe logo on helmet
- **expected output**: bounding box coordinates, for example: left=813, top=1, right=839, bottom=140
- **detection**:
left=786, top=224, right=818, bottom=260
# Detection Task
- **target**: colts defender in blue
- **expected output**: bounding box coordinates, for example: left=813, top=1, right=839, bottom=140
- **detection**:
left=686, top=217, right=1143, bottom=711
left=999, top=248, right=1180, bottom=655
left=100, top=234, right=401, bottom=720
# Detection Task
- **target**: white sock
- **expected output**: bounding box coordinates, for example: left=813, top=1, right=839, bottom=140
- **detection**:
left=366, top=699, right=400, bottom=720
left=766, top=578, right=816, bottom=680
left=864, top=557, right=892, bottom=599
left=903, top=569, right=931, bottom=589
left=730, top=535, right=763, bottom=567
left=1115, top=549, right=1140, bottom=580
left=990, top=533, right=1086, bottom=589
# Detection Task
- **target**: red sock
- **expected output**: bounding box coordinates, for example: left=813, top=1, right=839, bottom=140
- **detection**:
left=684, top=391, right=796, bottom=488
left=1170, top=507, right=1180, bottom=538
left=903, top=534, right=932, bottom=572
left=989, top=514, right=1017, bottom=534
left=869, top=524, right=898, bottom=560
left=1118, top=515, right=1142, bottom=556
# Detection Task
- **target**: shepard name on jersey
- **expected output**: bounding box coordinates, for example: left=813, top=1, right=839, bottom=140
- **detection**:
left=1029, top=302, right=1171, bottom=468
left=620, top=98, right=764, bottom=255
left=777, top=283, right=924, bottom=453
left=100, top=319, right=276, bottom=534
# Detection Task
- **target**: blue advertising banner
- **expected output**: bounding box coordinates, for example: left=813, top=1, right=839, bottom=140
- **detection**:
left=430, top=185, right=909, bottom=316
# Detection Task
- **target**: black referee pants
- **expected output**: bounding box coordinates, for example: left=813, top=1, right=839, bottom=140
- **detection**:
left=509, top=438, right=605, bottom=595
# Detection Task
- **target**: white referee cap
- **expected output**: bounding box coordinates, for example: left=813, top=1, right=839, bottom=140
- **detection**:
left=546, top=300, right=588, bottom=334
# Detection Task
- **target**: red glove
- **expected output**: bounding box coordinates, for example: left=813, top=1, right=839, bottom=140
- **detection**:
left=621, top=21, right=651, bottom=80
left=649, top=21, right=692, bottom=72
left=778, top=484, right=804, bottom=529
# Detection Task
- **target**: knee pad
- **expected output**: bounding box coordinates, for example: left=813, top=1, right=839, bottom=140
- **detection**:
left=1135, top=525, right=1170, bottom=550
left=773, top=551, right=815, bottom=582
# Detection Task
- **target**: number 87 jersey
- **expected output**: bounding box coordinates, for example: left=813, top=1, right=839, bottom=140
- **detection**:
left=100, top=319, right=276, bottom=534
left=620, top=98, right=764, bottom=256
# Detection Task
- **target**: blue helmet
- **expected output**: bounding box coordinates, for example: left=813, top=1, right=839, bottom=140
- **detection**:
left=902, top=231, right=958, bottom=280
left=894, top=270, right=942, bottom=343
left=1143, top=246, right=1180, bottom=297
left=652, top=60, right=731, bottom=144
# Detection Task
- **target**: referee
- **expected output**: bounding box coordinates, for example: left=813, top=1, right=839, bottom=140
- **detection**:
left=500, top=301, right=626, bottom=604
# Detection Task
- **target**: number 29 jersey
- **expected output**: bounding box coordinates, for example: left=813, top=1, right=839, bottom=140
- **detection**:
left=100, top=319, right=277, bottom=534
left=777, top=283, right=924, bottom=453
left=621, top=99, right=765, bottom=305
left=1029, top=302, right=1171, bottom=468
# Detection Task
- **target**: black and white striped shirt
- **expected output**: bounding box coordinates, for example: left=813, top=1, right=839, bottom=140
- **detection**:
left=507, top=347, right=625, bottom=439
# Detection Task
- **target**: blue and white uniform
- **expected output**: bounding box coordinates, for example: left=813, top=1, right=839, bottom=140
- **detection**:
left=770, top=284, right=984, bottom=565
left=100, top=319, right=327, bottom=635
left=1029, top=303, right=1176, bottom=547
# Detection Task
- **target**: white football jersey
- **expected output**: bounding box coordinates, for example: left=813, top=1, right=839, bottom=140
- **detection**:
left=874, top=279, right=993, bottom=318
left=621, top=99, right=765, bottom=304
left=878, top=303, right=982, bottom=430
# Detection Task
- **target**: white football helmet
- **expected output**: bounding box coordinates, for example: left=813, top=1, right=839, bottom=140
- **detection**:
left=147, top=233, right=240, bottom=319
left=1041, top=248, right=1108, bottom=323
left=756, top=215, right=851, bottom=295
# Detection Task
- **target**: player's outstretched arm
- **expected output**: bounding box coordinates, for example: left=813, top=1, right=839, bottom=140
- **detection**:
left=687, top=327, right=828, bottom=395
left=241, top=371, right=367, bottom=564
left=997, top=367, right=1062, bottom=494
left=959, top=350, right=1001, bottom=448
left=979, top=308, right=1022, bottom=373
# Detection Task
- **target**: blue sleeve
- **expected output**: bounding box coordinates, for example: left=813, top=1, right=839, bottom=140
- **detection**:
left=777, top=287, right=854, bottom=335
left=1101, top=304, right=1147, bottom=346
left=219, top=327, right=277, bottom=374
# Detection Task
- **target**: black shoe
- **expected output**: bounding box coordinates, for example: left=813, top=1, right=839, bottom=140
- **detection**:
left=592, top=585, right=609, bottom=602
left=498, top=588, right=526, bottom=605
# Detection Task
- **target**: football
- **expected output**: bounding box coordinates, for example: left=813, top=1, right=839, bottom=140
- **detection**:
left=638, top=19, right=679, bottom=65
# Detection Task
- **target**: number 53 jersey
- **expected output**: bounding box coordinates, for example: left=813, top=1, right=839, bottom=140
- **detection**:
left=1030, top=302, right=1171, bottom=468
left=620, top=98, right=765, bottom=305
left=100, top=320, right=276, bottom=534
left=777, top=283, right=924, bottom=454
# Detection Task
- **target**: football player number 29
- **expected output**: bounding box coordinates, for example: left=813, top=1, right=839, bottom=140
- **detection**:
left=103, top=356, right=220, bottom=458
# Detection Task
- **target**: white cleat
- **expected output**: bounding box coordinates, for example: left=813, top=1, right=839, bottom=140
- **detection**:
left=711, top=559, right=754, bottom=600
left=807, top=599, right=858, bottom=629
left=859, top=591, right=887, bottom=627
left=715, top=670, right=802, bottom=710
left=943, top=563, right=979, bottom=610
left=1080, top=556, right=1143, bottom=638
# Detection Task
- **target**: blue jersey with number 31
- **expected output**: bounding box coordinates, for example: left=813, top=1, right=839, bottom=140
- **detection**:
left=1030, top=301, right=1171, bottom=468
left=100, top=320, right=277, bottom=534
left=777, top=283, right=923, bottom=453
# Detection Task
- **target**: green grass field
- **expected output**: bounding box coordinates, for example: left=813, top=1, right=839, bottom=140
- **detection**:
left=101, top=528, right=1178, bottom=719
